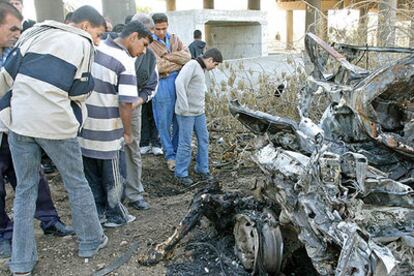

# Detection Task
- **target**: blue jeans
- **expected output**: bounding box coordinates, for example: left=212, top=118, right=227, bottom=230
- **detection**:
left=152, top=72, right=179, bottom=161
left=175, top=114, right=209, bottom=177
left=0, top=133, right=59, bottom=242
left=8, top=132, right=104, bottom=273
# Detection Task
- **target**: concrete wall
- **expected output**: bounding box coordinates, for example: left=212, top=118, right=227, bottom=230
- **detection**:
left=206, top=22, right=262, bottom=59
left=166, top=9, right=267, bottom=59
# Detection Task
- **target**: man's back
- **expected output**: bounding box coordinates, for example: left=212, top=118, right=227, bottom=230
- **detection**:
left=189, top=40, right=206, bottom=59
left=0, top=21, right=94, bottom=139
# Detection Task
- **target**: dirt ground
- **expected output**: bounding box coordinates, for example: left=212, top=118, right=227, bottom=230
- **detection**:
left=0, top=142, right=262, bottom=276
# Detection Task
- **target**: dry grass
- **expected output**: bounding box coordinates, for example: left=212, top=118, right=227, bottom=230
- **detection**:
left=205, top=0, right=414, bottom=170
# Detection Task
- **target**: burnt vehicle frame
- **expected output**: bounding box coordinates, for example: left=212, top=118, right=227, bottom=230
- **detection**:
left=136, top=34, right=414, bottom=276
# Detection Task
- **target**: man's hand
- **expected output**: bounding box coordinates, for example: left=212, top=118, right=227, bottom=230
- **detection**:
left=132, top=97, right=145, bottom=109
left=123, top=133, right=133, bottom=145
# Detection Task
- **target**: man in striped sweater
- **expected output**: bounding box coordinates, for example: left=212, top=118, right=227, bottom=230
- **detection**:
left=79, top=20, right=151, bottom=228
left=0, top=2, right=75, bottom=261
left=0, top=6, right=108, bottom=275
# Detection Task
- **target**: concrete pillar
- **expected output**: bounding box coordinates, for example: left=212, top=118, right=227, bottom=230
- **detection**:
left=204, top=24, right=212, bottom=47
left=166, top=0, right=176, bottom=11
left=286, top=10, right=293, bottom=49
left=248, top=0, right=260, bottom=10
left=305, top=0, right=321, bottom=34
left=203, top=0, right=214, bottom=9
left=34, top=0, right=64, bottom=22
left=410, top=17, right=414, bottom=47
left=357, top=7, right=368, bottom=45
left=102, top=0, right=136, bottom=25
left=377, top=0, right=397, bottom=47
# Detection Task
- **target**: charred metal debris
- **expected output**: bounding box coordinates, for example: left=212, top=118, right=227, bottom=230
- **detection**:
left=138, top=34, right=414, bottom=275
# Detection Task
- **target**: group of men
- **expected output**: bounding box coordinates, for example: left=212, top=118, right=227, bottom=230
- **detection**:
left=0, top=1, right=222, bottom=275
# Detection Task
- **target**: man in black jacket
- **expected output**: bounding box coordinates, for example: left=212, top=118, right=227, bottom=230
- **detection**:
left=123, top=13, right=159, bottom=211
left=188, top=29, right=206, bottom=59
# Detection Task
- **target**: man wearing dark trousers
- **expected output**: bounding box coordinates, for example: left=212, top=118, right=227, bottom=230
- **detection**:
left=0, top=2, right=73, bottom=260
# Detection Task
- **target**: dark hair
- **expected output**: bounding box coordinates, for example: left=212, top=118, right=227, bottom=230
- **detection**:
left=203, top=48, right=223, bottom=63
left=112, top=23, right=125, bottom=33
left=70, top=5, right=105, bottom=28
left=120, top=20, right=151, bottom=40
left=193, top=29, right=202, bottom=39
left=124, top=14, right=133, bottom=24
left=64, top=11, right=73, bottom=23
left=151, top=13, right=168, bottom=24
left=0, top=1, right=22, bottom=24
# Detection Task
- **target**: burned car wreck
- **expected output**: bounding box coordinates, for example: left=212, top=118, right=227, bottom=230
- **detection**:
left=138, top=34, right=414, bottom=275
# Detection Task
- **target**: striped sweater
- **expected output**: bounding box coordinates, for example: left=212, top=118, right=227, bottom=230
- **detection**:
left=79, top=38, right=139, bottom=160
left=0, top=21, right=95, bottom=139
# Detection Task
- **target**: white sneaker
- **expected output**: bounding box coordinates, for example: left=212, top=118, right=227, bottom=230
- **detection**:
left=127, top=214, right=136, bottom=223
left=140, top=146, right=151, bottom=155
left=151, top=146, right=163, bottom=156
left=103, top=215, right=136, bottom=228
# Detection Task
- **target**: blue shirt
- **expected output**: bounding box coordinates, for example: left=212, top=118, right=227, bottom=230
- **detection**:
left=152, top=33, right=171, bottom=53
left=0, top=48, right=12, bottom=69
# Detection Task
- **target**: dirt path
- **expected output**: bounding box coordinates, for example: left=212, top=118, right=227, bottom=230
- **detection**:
left=0, top=152, right=257, bottom=276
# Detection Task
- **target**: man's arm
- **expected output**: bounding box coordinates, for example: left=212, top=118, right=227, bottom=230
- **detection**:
left=138, top=69, right=159, bottom=103
left=0, top=47, right=23, bottom=97
left=163, top=51, right=191, bottom=66
left=118, top=65, right=139, bottom=144
left=175, top=62, right=196, bottom=114
left=119, top=102, right=134, bottom=144
left=156, top=55, right=183, bottom=75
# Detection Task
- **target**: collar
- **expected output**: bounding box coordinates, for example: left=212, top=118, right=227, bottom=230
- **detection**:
left=196, top=57, right=206, bottom=70
left=152, top=33, right=171, bottom=52
left=104, top=37, right=133, bottom=57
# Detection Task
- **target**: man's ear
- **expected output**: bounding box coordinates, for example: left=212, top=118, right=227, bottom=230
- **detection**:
left=127, top=32, right=138, bottom=42
left=79, top=21, right=91, bottom=32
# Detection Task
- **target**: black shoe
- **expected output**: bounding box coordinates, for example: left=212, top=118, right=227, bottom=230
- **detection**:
left=0, top=240, right=11, bottom=259
left=176, top=176, right=194, bottom=187
left=43, top=221, right=75, bottom=237
left=41, top=160, right=56, bottom=175
left=129, top=198, right=150, bottom=210
left=196, top=172, right=214, bottom=181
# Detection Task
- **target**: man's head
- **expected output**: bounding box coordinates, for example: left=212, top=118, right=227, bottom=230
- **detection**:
left=202, top=48, right=223, bottom=71
left=151, top=13, right=168, bottom=40
left=131, top=13, right=154, bottom=33
left=193, top=29, right=202, bottom=40
left=69, top=5, right=106, bottom=46
left=8, top=0, right=22, bottom=13
left=0, top=1, right=22, bottom=49
left=118, top=20, right=152, bottom=58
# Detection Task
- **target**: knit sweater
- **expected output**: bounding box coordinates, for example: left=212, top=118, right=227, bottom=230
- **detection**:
left=175, top=59, right=207, bottom=116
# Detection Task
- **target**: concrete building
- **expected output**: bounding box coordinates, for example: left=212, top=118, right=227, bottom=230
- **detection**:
left=166, top=0, right=267, bottom=59
left=167, top=9, right=268, bottom=59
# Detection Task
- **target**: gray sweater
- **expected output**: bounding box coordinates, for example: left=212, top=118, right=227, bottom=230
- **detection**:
left=175, top=59, right=208, bottom=116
